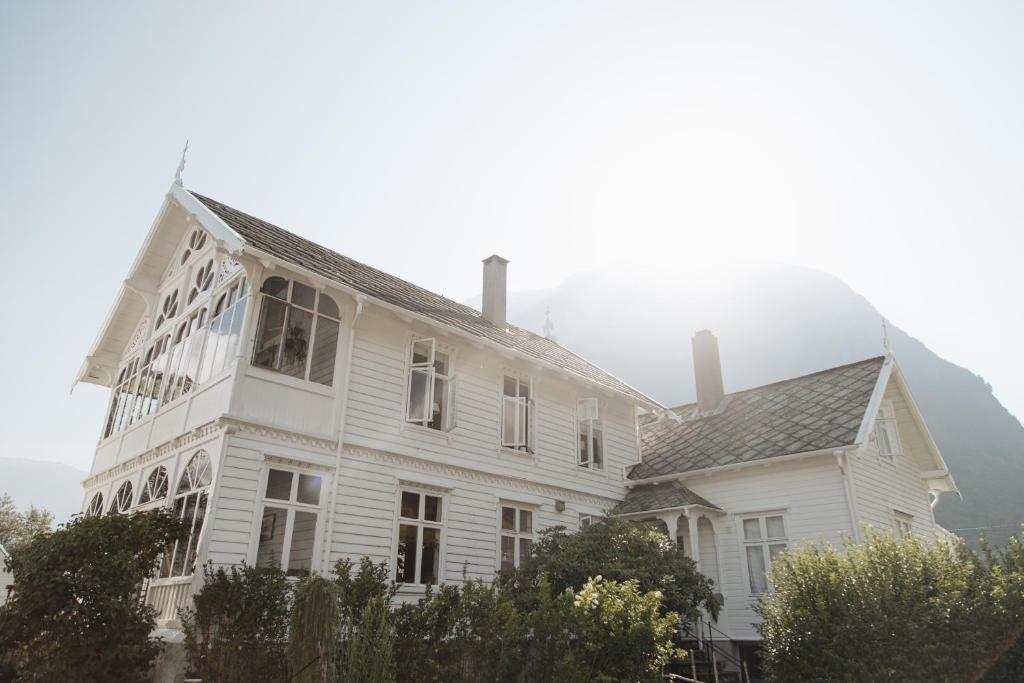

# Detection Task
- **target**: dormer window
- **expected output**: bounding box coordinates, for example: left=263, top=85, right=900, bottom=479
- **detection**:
left=252, top=276, right=341, bottom=386
left=180, top=228, right=207, bottom=265
left=577, top=398, right=603, bottom=469
left=876, top=400, right=902, bottom=459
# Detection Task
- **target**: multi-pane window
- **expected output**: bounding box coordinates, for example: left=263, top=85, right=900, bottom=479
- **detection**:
left=108, top=480, right=134, bottom=515
left=199, top=278, right=250, bottom=383
left=163, top=308, right=208, bottom=404
left=160, top=451, right=212, bottom=579
left=894, top=511, right=914, bottom=538
left=252, top=276, right=341, bottom=386
left=577, top=398, right=603, bottom=469
left=138, top=466, right=169, bottom=506
left=498, top=505, right=534, bottom=571
left=256, top=468, right=324, bottom=577
left=85, top=492, right=104, bottom=517
left=875, top=401, right=902, bottom=459
left=405, top=338, right=456, bottom=431
left=501, top=376, right=533, bottom=452
left=395, top=490, right=443, bottom=585
left=742, top=514, right=787, bottom=594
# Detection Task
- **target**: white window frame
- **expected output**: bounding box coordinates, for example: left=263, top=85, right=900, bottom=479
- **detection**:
left=739, top=512, right=788, bottom=596
left=393, top=487, right=446, bottom=586
left=254, top=466, right=326, bottom=577
left=579, top=514, right=593, bottom=530
left=159, top=451, right=213, bottom=580
left=875, top=400, right=902, bottom=461
left=894, top=510, right=914, bottom=538
left=497, top=502, right=536, bottom=571
left=404, top=337, right=456, bottom=432
left=501, top=374, right=534, bottom=453
left=576, top=398, right=604, bottom=470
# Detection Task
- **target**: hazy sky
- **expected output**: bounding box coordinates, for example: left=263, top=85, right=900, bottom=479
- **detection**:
left=2, top=1, right=1022, bottom=472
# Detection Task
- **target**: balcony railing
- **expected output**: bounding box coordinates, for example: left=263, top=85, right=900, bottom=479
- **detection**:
left=146, top=578, right=194, bottom=627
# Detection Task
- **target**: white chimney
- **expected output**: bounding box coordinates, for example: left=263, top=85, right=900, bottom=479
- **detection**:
left=692, top=329, right=725, bottom=413
left=481, top=255, right=509, bottom=326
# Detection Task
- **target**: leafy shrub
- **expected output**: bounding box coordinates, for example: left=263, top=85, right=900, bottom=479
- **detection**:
left=181, top=563, right=291, bottom=683
left=288, top=574, right=342, bottom=683
left=332, top=557, right=398, bottom=620
left=0, top=509, right=188, bottom=683
left=757, top=528, right=1024, bottom=682
left=340, top=596, right=395, bottom=683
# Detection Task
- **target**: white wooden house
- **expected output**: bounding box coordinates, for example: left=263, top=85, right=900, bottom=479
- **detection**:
left=74, top=181, right=958, bottom=672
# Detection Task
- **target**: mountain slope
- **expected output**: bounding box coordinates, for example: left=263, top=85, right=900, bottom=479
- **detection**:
left=490, top=260, right=1024, bottom=547
left=0, top=457, right=87, bottom=526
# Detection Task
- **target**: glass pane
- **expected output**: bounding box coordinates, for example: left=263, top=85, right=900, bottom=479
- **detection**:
left=502, top=397, right=517, bottom=446
left=591, top=426, right=603, bottom=467
left=182, top=492, right=208, bottom=575
left=261, top=276, right=289, bottom=299
left=504, top=376, right=516, bottom=397
left=411, top=339, right=433, bottom=365
left=500, top=535, right=515, bottom=571
left=406, top=368, right=431, bottom=422
left=287, top=511, right=318, bottom=577
left=253, top=298, right=287, bottom=370
left=433, top=350, right=449, bottom=375
left=424, top=495, right=442, bottom=522
left=766, top=516, right=786, bottom=539
left=222, top=301, right=246, bottom=372
left=519, top=538, right=532, bottom=562
left=173, top=493, right=198, bottom=576
left=397, top=524, right=418, bottom=583
left=420, top=527, right=440, bottom=585
left=429, top=376, right=448, bottom=431
left=265, top=469, right=293, bottom=500
left=878, top=424, right=894, bottom=455
left=746, top=545, right=768, bottom=593
left=519, top=510, right=533, bottom=534
left=400, top=491, right=420, bottom=519
left=317, top=293, right=339, bottom=318
left=297, top=474, right=322, bottom=505
left=578, top=425, right=590, bottom=465
left=279, top=307, right=313, bottom=378
left=769, top=543, right=787, bottom=562
left=501, top=506, right=515, bottom=531
left=309, top=317, right=339, bottom=386
left=743, top=518, right=762, bottom=541
left=257, top=506, right=288, bottom=570
left=291, top=281, right=316, bottom=309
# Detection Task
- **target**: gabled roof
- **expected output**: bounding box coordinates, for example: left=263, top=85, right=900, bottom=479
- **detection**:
left=629, top=356, right=886, bottom=480
left=189, top=191, right=659, bottom=406
left=616, top=481, right=721, bottom=515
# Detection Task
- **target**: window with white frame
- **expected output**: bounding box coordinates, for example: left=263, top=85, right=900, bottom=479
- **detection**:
left=138, top=466, right=169, bottom=506
left=875, top=400, right=902, bottom=459
left=894, top=511, right=913, bottom=538
left=577, top=398, right=603, bottom=469
left=160, top=451, right=212, bottom=579
left=579, top=514, right=593, bottom=530
left=405, top=338, right=456, bottom=432
left=252, top=276, right=341, bottom=386
left=498, top=504, right=534, bottom=571
left=163, top=307, right=208, bottom=405
left=256, top=468, right=324, bottom=577
left=742, top=513, right=787, bottom=594
left=108, top=480, right=134, bottom=515
left=501, top=375, right=533, bottom=452
left=85, top=492, right=104, bottom=517
left=199, top=277, right=250, bottom=383
left=395, top=489, right=444, bottom=585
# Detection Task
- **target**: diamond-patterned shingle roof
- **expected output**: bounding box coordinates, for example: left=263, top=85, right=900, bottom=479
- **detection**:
left=629, top=356, right=885, bottom=480
left=616, top=481, right=721, bottom=514
left=191, top=191, right=659, bottom=406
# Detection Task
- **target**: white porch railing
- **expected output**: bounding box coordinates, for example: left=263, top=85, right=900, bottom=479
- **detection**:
left=146, top=578, right=194, bottom=626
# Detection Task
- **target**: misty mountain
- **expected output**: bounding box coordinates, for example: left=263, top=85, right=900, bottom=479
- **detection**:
left=0, top=457, right=87, bottom=526
left=480, top=260, right=1024, bottom=548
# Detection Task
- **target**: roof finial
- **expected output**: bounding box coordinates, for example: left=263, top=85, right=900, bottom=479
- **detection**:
left=542, top=306, right=555, bottom=341
left=173, top=139, right=189, bottom=186
left=882, top=316, right=894, bottom=356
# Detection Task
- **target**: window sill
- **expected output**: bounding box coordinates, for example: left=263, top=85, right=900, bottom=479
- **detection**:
left=247, top=365, right=336, bottom=397
left=403, top=421, right=455, bottom=443
left=498, top=446, right=536, bottom=462
left=149, top=575, right=194, bottom=586
left=576, top=465, right=607, bottom=477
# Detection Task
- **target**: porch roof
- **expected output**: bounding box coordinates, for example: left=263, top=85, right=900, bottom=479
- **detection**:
left=616, top=481, right=721, bottom=515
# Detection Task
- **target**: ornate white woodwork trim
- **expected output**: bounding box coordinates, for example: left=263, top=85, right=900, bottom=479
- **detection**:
left=83, top=420, right=224, bottom=488
left=344, top=445, right=621, bottom=508
left=126, top=317, right=150, bottom=357
left=215, top=256, right=243, bottom=287
left=264, top=454, right=334, bottom=472
left=220, top=416, right=337, bottom=452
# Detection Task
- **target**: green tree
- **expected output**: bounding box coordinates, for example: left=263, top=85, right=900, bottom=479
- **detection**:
left=0, top=508, right=188, bottom=683
left=287, top=574, right=342, bottom=683
left=498, top=515, right=717, bottom=621
left=341, top=596, right=396, bottom=683
left=0, top=493, right=53, bottom=552
left=757, top=528, right=1024, bottom=682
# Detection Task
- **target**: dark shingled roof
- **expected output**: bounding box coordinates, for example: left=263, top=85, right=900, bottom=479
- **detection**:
left=629, top=356, right=885, bottom=480
left=617, top=481, right=721, bottom=514
left=190, top=191, right=659, bottom=406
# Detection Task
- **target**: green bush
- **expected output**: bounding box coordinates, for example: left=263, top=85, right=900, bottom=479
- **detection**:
left=0, top=509, right=188, bottom=683
left=288, top=574, right=342, bottom=683
left=340, top=597, right=395, bottom=683
left=757, top=528, right=1024, bottom=682
left=181, top=563, right=292, bottom=683
left=332, top=556, right=398, bottom=620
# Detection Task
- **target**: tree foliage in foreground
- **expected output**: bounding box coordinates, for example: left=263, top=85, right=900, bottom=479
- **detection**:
left=757, top=528, right=1024, bottom=682
left=0, top=493, right=53, bottom=554
left=0, top=509, right=188, bottom=683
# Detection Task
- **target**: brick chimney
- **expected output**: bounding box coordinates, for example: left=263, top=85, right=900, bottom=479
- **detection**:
left=481, top=255, right=509, bottom=326
left=692, top=329, right=725, bottom=413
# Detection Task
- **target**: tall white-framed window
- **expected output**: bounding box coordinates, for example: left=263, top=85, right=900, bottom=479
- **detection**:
left=137, top=465, right=169, bottom=506
left=501, top=375, right=534, bottom=452
left=85, top=492, right=104, bottom=517
left=741, top=513, right=788, bottom=595
left=255, top=467, right=324, bottom=577
left=395, top=489, right=444, bottom=585
left=875, top=400, right=902, bottom=460
left=163, top=307, right=208, bottom=405
left=577, top=398, right=603, bottom=469
left=108, top=480, right=134, bottom=515
left=160, top=451, right=212, bottom=579
left=252, top=276, right=341, bottom=385
left=199, top=277, right=250, bottom=383
left=498, top=503, right=534, bottom=571
left=405, top=338, right=456, bottom=432
left=894, top=510, right=914, bottom=538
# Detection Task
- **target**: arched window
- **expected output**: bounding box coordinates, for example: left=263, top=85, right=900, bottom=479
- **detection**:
left=138, top=465, right=169, bottom=505
left=198, top=278, right=250, bottom=383
left=180, top=228, right=208, bottom=265
left=109, top=480, right=134, bottom=514
left=252, top=277, right=341, bottom=386
left=155, top=289, right=179, bottom=329
left=188, top=258, right=215, bottom=304
left=160, top=451, right=212, bottom=578
left=85, top=492, right=104, bottom=517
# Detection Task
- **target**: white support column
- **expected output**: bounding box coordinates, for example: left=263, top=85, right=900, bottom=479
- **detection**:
left=656, top=512, right=682, bottom=545
left=687, top=512, right=701, bottom=573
